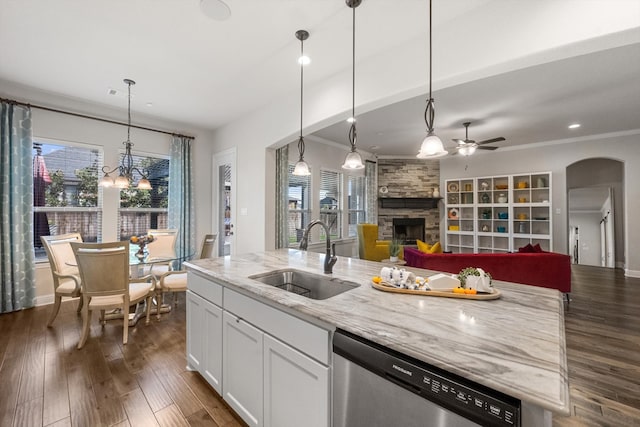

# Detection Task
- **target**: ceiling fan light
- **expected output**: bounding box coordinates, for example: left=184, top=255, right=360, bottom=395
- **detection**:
left=459, top=144, right=477, bottom=156
left=292, top=159, right=311, bottom=176
left=417, top=133, right=447, bottom=158
left=342, top=150, right=365, bottom=170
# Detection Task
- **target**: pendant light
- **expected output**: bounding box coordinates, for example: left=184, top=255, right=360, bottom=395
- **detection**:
left=292, top=30, right=311, bottom=177
left=342, top=0, right=365, bottom=171
left=416, top=0, right=448, bottom=159
left=99, top=79, right=152, bottom=189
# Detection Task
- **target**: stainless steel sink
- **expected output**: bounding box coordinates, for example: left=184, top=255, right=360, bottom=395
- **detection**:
left=249, top=269, right=360, bottom=300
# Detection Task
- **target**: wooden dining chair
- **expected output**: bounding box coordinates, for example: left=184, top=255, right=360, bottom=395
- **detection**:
left=41, top=233, right=83, bottom=326
left=155, top=234, right=217, bottom=318
left=145, top=228, right=179, bottom=278
left=71, top=241, right=155, bottom=349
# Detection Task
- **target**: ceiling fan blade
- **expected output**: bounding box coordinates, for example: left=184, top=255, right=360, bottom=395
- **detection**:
left=477, top=137, right=506, bottom=145
left=477, top=146, right=499, bottom=150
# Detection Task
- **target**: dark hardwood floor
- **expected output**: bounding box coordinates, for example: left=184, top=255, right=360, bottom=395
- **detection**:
left=1, top=264, right=638, bottom=426
left=0, top=295, right=245, bottom=427
left=553, top=265, right=640, bottom=427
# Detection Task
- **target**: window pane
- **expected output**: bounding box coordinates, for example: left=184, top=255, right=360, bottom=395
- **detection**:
left=288, top=164, right=311, bottom=246
left=118, top=154, right=169, bottom=239
left=348, top=175, right=366, bottom=237
left=32, top=141, right=103, bottom=260
left=320, top=170, right=341, bottom=240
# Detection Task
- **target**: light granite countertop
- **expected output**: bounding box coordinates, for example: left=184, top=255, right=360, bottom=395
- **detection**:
left=185, top=249, right=570, bottom=416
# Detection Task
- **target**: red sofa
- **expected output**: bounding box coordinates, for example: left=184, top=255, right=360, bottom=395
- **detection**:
left=403, top=247, right=571, bottom=293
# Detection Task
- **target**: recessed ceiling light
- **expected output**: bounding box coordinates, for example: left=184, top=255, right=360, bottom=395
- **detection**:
left=369, top=145, right=379, bottom=150
left=568, top=123, right=581, bottom=129
left=146, top=102, right=153, bottom=107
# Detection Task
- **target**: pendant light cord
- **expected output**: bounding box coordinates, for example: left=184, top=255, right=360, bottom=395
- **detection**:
left=126, top=80, right=132, bottom=144
left=298, top=35, right=305, bottom=158
left=424, top=0, right=436, bottom=134
left=348, top=3, right=357, bottom=152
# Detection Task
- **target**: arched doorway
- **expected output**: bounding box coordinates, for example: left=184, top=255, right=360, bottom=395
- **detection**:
left=566, top=158, right=624, bottom=268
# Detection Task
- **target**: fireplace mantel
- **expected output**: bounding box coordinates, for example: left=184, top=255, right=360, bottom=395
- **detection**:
left=378, top=197, right=441, bottom=209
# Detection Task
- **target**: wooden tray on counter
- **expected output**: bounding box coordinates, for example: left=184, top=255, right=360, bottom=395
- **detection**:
left=371, top=281, right=501, bottom=300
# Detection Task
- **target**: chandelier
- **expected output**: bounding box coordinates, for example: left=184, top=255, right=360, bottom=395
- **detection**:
left=98, top=79, right=152, bottom=190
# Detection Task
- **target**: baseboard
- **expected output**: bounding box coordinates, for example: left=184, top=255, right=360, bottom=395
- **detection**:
left=624, top=269, right=640, bottom=278
left=34, top=294, right=80, bottom=307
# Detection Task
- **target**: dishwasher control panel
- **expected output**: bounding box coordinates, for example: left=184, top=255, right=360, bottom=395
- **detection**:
left=334, top=330, right=521, bottom=427
left=386, top=356, right=520, bottom=426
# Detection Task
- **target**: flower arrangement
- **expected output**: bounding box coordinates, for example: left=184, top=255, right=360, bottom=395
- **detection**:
left=130, top=234, right=155, bottom=257
left=457, top=267, right=493, bottom=290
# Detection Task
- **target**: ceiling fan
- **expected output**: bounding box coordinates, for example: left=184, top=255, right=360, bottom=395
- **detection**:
left=452, top=122, right=505, bottom=156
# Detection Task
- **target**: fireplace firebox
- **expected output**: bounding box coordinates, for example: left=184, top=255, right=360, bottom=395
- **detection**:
left=392, top=218, right=425, bottom=245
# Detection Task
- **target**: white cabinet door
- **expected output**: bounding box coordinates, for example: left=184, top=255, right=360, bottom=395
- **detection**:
left=223, top=311, right=264, bottom=427
left=186, top=290, right=203, bottom=371
left=202, top=299, right=223, bottom=394
left=263, top=334, right=329, bottom=427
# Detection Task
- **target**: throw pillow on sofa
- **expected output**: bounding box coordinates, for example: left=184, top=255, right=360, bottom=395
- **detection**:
left=518, top=244, right=535, bottom=253
left=417, top=239, right=431, bottom=253
left=417, top=240, right=443, bottom=254
left=428, top=242, right=443, bottom=253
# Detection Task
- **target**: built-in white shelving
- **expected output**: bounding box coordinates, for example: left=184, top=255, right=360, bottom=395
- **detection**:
left=444, top=172, right=552, bottom=253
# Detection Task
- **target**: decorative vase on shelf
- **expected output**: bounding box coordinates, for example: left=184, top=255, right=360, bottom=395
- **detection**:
left=433, top=186, right=440, bottom=198
left=481, top=193, right=490, bottom=204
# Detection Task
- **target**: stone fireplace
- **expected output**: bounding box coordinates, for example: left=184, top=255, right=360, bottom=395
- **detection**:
left=392, top=218, right=425, bottom=245
left=377, top=159, right=441, bottom=244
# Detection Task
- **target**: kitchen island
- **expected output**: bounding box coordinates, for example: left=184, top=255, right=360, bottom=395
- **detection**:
left=185, top=249, right=569, bottom=427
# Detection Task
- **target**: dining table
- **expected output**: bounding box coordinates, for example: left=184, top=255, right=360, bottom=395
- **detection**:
left=67, top=245, right=194, bottom=326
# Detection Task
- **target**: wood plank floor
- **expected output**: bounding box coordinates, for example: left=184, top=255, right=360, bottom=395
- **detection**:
left=1, top=264, right=638, bottom=426
left=553, top=265, right=640, bottom=427
left=0, top=295, right=245, bottom=427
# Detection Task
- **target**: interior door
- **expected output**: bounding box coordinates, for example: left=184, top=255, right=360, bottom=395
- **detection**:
left=214, top=148, right=236, bottom=256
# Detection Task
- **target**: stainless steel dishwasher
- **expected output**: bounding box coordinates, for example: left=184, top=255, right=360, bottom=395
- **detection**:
left=333, top=329, right=521, bottom=427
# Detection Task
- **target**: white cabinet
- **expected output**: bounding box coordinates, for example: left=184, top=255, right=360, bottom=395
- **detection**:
left=187, top=273, right=331, bottom=427
left=445, top=172, right=552, bottom=253
left=186, top=290, right=204, bottom=371
left=186, top=290, right=223, bottom=394
left=264, top=334, right=329, bottom=427
left=223, top=311, right=264, bottom=427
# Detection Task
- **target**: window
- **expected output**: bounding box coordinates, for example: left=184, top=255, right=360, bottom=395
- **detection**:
left=347, top=175, right=366, bottom=237
left=288, top=164, right=311, bottom=246
left=319, top=169, right=342, bottom=241
left=33, top=141, right=102, bottom=260
left=118, top=154, right=169, bottom=240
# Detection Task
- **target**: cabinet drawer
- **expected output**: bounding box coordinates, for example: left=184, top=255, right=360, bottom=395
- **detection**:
left=188, top=271, right=223, bottom=306
left=224, top=288, right=330, bottom=365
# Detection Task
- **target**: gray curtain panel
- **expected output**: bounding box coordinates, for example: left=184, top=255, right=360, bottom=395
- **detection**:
left=0, top=102, right=36, bottom=313
left=275, top=145, right=289, bottom=249
left=168, top=136, right=195, bottom=267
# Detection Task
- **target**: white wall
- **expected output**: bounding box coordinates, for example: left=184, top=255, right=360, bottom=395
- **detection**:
left=439, top=132, right=640, bottom=276
left=1, top=81, right=215, bottom=303
left=208, top=10, right=639, bottom=259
